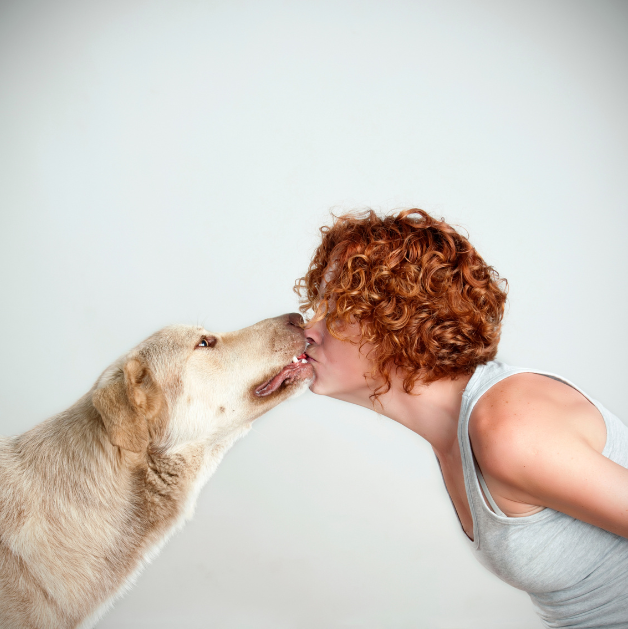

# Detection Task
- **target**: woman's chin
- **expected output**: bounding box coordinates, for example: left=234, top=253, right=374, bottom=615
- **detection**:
left=308, top=379, right=325, bottom=395
left=308, top=376, right=336, bottom=397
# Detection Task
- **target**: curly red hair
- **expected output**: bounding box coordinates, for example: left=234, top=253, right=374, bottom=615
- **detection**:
left=294, top=209, right=508, bottom=402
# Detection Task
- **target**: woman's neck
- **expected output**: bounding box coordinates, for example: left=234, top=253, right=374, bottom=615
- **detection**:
left=332, top=372, right=472, bottom=458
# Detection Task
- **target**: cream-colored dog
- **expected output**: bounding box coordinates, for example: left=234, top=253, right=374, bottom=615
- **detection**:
left=0, top=313, right=313, bottom=629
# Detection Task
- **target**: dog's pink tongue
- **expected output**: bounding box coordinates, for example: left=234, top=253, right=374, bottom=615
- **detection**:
left=255, top=363, right=302, bottom=397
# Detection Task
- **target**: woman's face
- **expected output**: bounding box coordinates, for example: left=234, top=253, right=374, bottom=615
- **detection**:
left=304, top=317, right=377, bottom=403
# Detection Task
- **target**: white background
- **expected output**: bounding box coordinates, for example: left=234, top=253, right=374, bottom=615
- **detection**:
left=1, top=1, right=627, bottom=627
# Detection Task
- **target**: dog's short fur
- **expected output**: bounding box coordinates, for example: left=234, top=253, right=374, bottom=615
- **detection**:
left=0, top=314, right=313, bottom=629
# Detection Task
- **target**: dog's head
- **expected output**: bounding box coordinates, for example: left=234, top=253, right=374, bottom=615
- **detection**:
left=92, top=313, right=314, bottom=453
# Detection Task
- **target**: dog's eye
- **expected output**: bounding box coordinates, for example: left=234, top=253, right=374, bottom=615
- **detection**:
left=196, top=336, right=216, bottom=349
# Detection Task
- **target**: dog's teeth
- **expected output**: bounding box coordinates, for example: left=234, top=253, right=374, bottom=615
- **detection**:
left=301, top=358, right=308, bottom=363
left=292, top=356, right=298, bottom=363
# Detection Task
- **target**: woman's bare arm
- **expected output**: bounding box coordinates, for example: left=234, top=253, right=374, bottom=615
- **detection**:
left=470, top=373, right=628, bottom=538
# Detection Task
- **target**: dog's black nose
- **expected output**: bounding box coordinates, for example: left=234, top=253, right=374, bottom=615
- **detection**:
left=287, top=312, right=304, bottom=328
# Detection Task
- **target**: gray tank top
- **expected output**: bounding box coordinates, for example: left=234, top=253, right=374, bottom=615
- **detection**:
left=457, top=361, right=628, bottom=628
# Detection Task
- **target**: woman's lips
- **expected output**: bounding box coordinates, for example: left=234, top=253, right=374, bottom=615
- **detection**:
left=299, top=351, right=316, bottom=362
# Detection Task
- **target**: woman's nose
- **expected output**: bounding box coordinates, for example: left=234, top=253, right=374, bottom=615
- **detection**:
left=304, top=318, right=322, bottom=345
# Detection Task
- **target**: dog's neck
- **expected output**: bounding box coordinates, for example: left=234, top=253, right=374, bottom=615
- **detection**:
left=2, top=394, right=242, bottom=628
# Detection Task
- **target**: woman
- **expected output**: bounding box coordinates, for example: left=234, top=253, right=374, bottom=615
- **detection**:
left=295, top=209, right=628, bottom=628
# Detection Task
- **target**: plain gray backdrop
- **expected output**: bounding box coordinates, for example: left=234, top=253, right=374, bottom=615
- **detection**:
left=1, top=1, right=627, bottom=627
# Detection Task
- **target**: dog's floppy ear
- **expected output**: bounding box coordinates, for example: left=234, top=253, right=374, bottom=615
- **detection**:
left=93, top=357, right=163, bottom=453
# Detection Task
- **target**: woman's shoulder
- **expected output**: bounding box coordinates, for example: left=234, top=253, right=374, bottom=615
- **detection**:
left=468, top=371, right=607, bottom=483
left=468, top=370, right=628, bottom=536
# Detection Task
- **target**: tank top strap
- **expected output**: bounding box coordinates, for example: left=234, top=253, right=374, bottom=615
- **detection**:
left=475, top=462, right=506, bottom=516
left=458, top=362, right=520, bottom=546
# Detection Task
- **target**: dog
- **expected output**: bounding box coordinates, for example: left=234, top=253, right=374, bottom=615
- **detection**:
left=0, top=313, right=313, bottom=629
